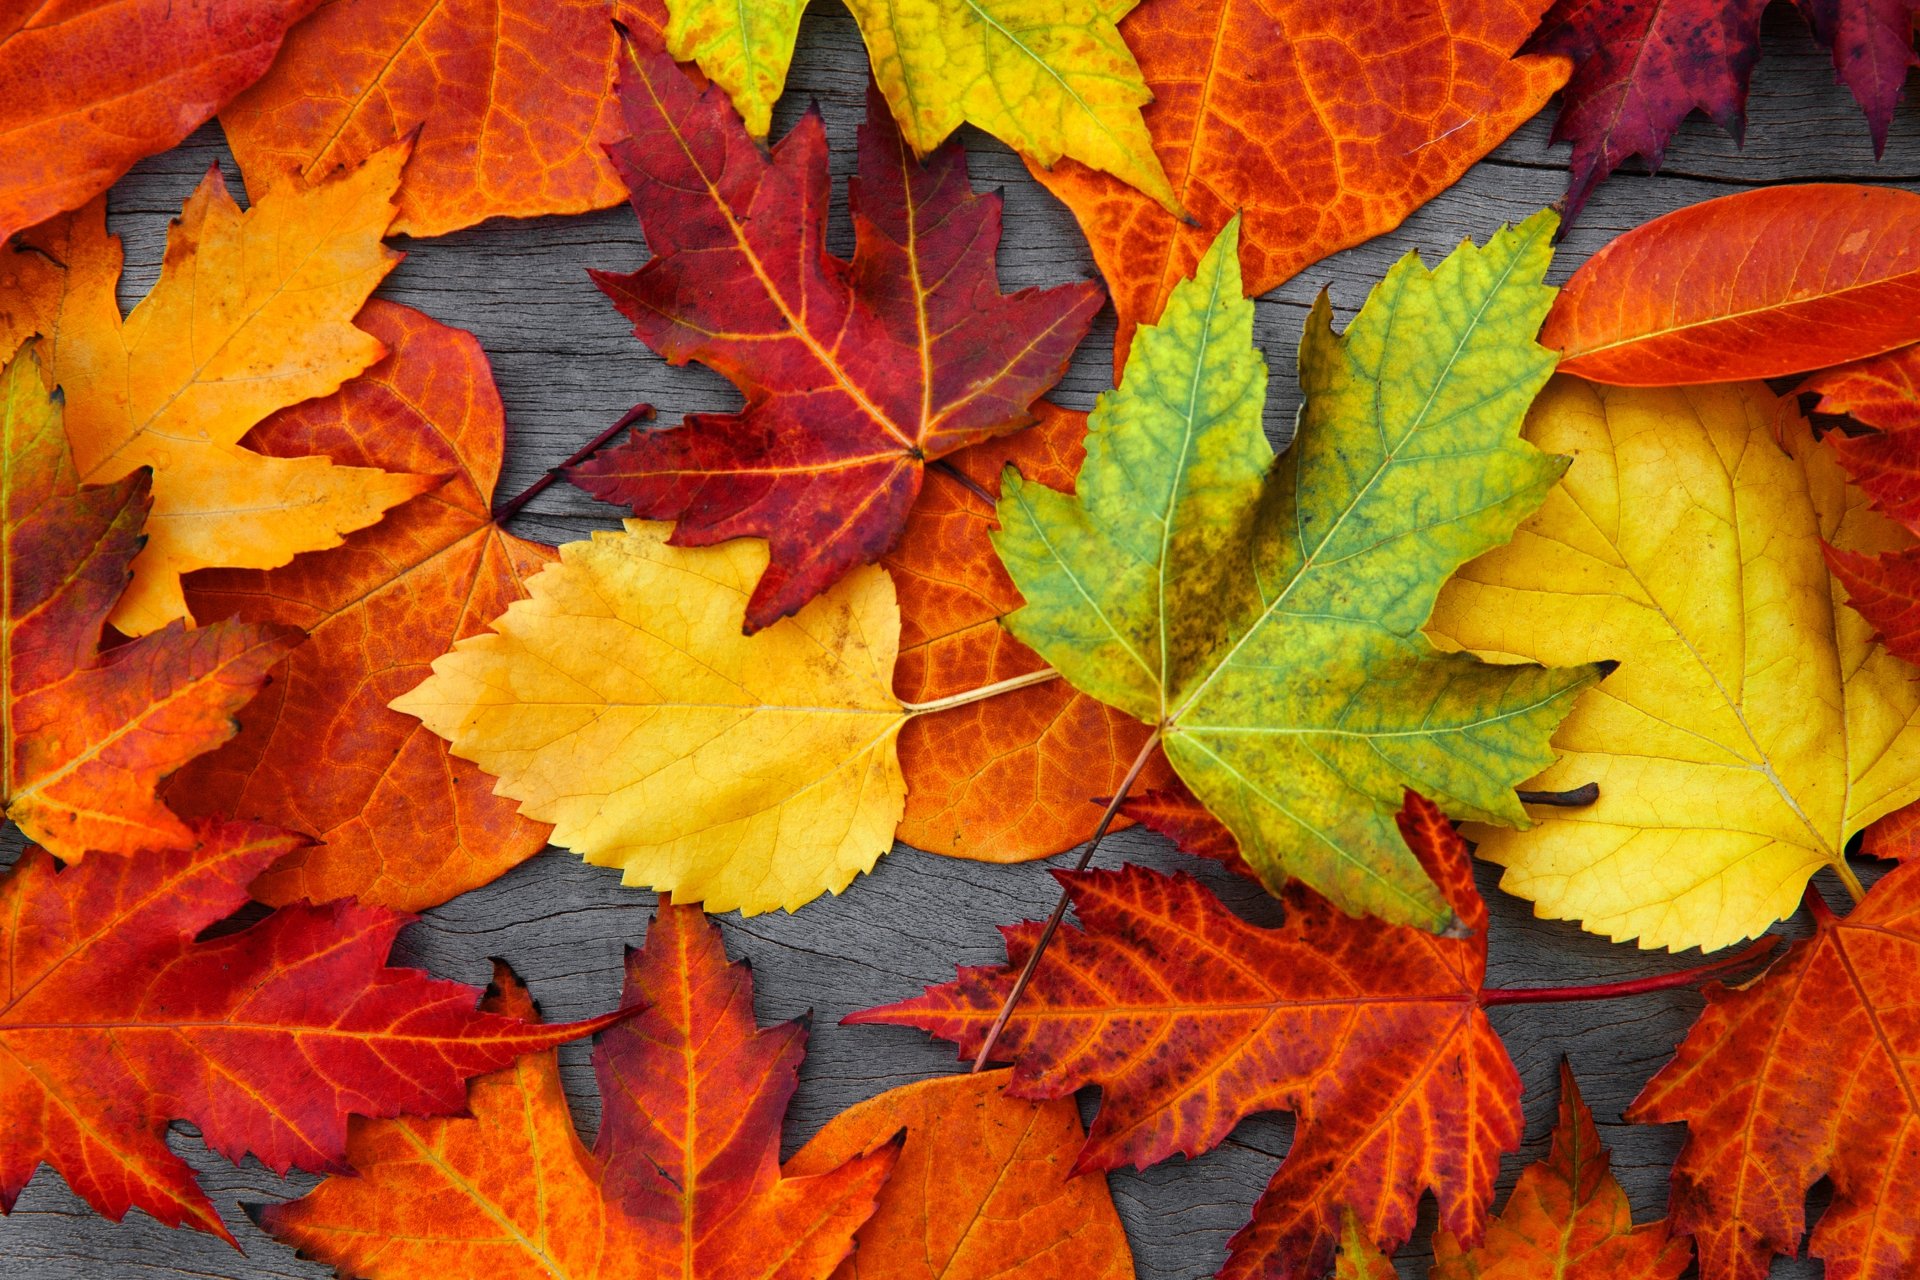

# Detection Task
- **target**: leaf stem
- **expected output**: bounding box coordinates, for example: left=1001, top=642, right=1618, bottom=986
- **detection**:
left=930, top=458, right=997, bottom=509
left=1832, top=857, right=1868, bottom=905
left=900, top=667, right=1060, bottom=716
left=970, top=729, right=1163, bottom=1073
left=493, top=404, right=653, bottom=526
left=1479, top=934, right=1778, bottom=1006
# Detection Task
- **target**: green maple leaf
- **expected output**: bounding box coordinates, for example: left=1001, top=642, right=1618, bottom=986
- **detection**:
left=993, top=211, right=1600, bottom=929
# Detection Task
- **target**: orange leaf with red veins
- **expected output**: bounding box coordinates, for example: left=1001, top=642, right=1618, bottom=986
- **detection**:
left=889, top=403, right=1171, bottom=860
left=221, top=0, right=671, bottom=236
left=1863, top=798, right=1920, bottom=861
left=785, top=1070, right=1133, bottom=1280
left=0, top=348, right=297, bottom=861
left=257, top=899, right=899, bottom=1279
left=1630, top=863, right=1920, bottom=1280
left=567, top=42, right=1103, bottom=633
left=1543, top=185, right=1920, bottom=385
left=851, top=793, right=1524, bottom=1278
left=0, top=0, right=318, bottom=244
left=1429, top=1062, right=1691, bottom=1280
left=1026, top=0, right=1568, bottom=366
left=0, top=818, right=626, bottom=1242
left=169, top=301, right=556, bottom=911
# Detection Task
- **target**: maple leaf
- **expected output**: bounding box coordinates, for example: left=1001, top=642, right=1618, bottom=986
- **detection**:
left=1335, top=1211, right=1401, bottom=1280
left=889, top=402, right=1174, bottom=860
left=1863, top=796, right=1920, bottom=860
left=988, top=212, right=1595, bottom=930
left=566, top=41, right=1103, bottom=633
left=659, top=0, right=1177, bottom=209
left=220, top=0, right=657, bottom=236
left=254, top=899, right=900, bottom=1278
left=1543, top=184, right=1920, bottom=385
left=0, top=347, right=297, bottom=862
left=0, top=0, right=318, bottom=244
left=0, top=818, right=626, bottom=1242
left=1428, top=377, right=1920, bottom=951
left=1628, top=863, right=1920, bottom=1279
left=8, top=146, right=436, bottom=637
left=391, top=521, right=908, bottom=915
left=165, top=301, right=556, bottom=912
left=1120, top=776, right=1256, bottom=878
left=1027, top=0, right=1571, bottom=365
left=1530, top=0, right=1920, bottom=218
left=851, top=792, right=1526, bottom=1277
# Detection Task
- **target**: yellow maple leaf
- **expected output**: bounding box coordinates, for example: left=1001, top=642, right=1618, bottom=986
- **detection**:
left=391, top=521, right=909, bottom=914
left=1427, top=377, right=1920, bottom=952
left=663, top=0, right=1178, bottom=213
left=14, top=142, right=435, bottom=636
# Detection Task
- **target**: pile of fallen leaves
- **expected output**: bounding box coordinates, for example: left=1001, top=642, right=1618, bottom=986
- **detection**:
left=5, top=0, right=1920, bottom=1277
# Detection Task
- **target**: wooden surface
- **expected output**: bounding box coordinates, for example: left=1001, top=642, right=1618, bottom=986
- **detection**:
left=4, top=4, right=1914, bottom=1276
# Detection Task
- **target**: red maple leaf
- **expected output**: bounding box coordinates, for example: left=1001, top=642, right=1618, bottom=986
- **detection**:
left=851, top=793, right=1524, bottom=1278
left=567, top=38, right=1103, bottom=632
left=0, top=819, right=629, bottom=1242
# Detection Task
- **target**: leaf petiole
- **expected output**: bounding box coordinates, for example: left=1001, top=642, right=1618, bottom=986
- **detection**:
left=493, top=405, right=653, bottom=526
left=1479, top=934, right=1779, bottom=1006
left=900, top=667, right=1060, bottom=716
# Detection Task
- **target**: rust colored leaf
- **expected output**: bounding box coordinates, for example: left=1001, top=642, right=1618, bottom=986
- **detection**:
left=851, top=793, right=1524, bottom=1277
left=1630, top=863, right=1920, bottom=1279
left=1544, top=185, right=1920, bottom=384
left=0, top=818, right=625, bottom=1242
left=786, top=1070, right=1133, bottom=1279
left=889, top=403, right=1171, bottom=860
left=168, top=301, right=556, bottom=911
left=257, top=899, right=899, bottom=1278
left=220, top=0, right=670, bottom=236
left=1430, top=1062, right=1691, bottom=1280
left=1863, top=797, right=1920, bottom=860
left=567, top=41, right=1102, bottom=633
left=0, top=0, right=318, bottom=245
left=1118, top=775, right=1253, bottom=878
left=1807, top=342, right=1920, bottom=432
left=1027, top=0, right=1568, bottom=364
left=0, top=347, right=297, bottom=862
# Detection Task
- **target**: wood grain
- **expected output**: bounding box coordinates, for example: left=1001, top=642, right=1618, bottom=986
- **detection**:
left=4, top=2, right=1910, bottom=1275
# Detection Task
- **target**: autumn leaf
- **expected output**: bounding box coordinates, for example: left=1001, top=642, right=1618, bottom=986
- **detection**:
left=255, top=899, right=899, bottom=1279
left=661, top=0, right=1177, bottom=209
left=1335, top=1211, right=1400, bottom=1280
left=0, top=0, right=318, bottom=244
left=569, top=43, right=1102, bottom=633
left=990, top=212, right=1595, bottom=930
left=889, top=403, right=1174, bottom=861
left=392, top=521, right=909, bottom=915
left=851, top=793, right=1526, bottom=1277
left=166, top=302, right=556, bottom=912
left=9, top=146, right=436, bottom=637
left=1628, top=863, right=1920, bottom=1279
left=1428, top=378, right=1920, bottom=951
left=1028, top=0, right=1571, bottom=364
left=0, top=818, right=626, bottom=1242
left=1120, top=776, right=1256, bottom=878
left=1863, top=796, right=1920, bottom=860
left=220, top=0, right=652, bottom=235
left=1543, top=185, right=1920, bottom=384
left=1, top=347, right=297, bottom=862
left=786, top=1071, right=1133, bottom=1280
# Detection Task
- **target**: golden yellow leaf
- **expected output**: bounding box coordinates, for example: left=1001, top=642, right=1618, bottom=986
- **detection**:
left=391, top=521, right=909, bottom=915
left=20, top=142, right=434, bottom=636
left=1428, top=377, right=1920, bottom=951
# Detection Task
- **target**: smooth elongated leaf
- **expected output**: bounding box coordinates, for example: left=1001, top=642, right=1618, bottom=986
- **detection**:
left=0, top=819, right=624, bottom=1241
left=392, top=522, right=907, bottom=914
left=1429, top=378, right=1920, bottom=951
left=0, top=349, right=297, bottom=861
left=1630, top=863, right=1920, bottom=1279
left=570, top=45, right=1101, bottom=632
left=992, top=213, right=1593, bottom=929
left=0, top=0, right=317, bottom=244
left=1031, top=0, right=1570, bottom=363
left=170, top=302, right=556, bottom=910
left=255, top=900, right=898, bottom=1278
left=1543, top=185, right=1920, bottom=385
left=852, top=793, right=1523, bottom=1277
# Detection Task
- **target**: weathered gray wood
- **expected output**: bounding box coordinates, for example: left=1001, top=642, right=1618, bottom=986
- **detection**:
left=3, top=1, right=1909, bottom=1275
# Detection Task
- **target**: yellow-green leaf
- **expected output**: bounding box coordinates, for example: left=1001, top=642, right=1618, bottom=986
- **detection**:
left=992, top=213, right=1597, bottom=930
left=391, top=520, right=908, bottom=914
left=1427, top=378, right=1920, bottom=952
left=663, top=0, right=1177, bottom=213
